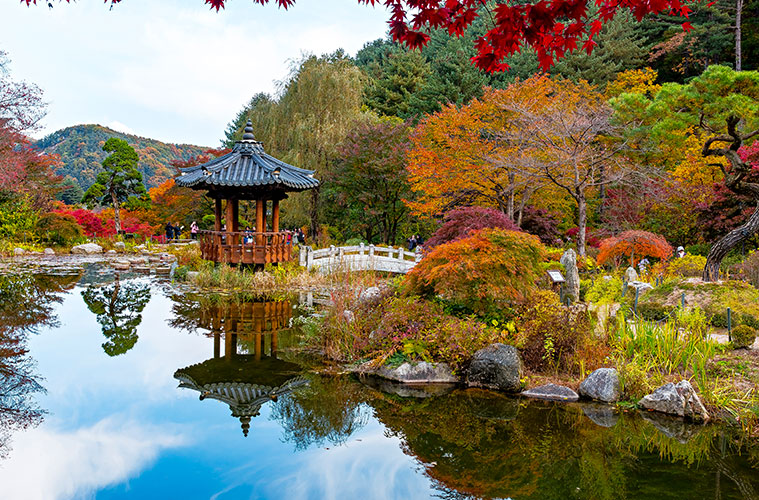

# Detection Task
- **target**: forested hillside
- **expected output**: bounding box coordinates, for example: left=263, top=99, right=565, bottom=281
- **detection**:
left=34, top=124, right=207, bottom=190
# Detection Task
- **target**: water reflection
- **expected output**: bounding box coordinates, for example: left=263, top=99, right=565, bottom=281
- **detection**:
left=0, top=272, right=78, bottom=460
left=172, top=298, right=307, bottom=436
left=80, top=276, right=151, bottom=356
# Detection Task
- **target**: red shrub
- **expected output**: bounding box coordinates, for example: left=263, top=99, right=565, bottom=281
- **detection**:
left=425, top=206, right=519, bottom=249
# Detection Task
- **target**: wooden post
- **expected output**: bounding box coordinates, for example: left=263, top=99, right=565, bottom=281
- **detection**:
left=214, top=198, right=222, bottom=231
left=272, top=199, right=280, bottom=233
left=225, top=198, right=235, bottom=246
left=256, top=199, right=264, bottom=246
left=213, top=332, right=220, bottom=359
left=271, top=331, right=278, bottom=358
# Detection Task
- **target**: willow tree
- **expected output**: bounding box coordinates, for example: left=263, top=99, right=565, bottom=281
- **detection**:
left=612, top=65, right=759, bottom=280
left=228, top=51, right=366, bottom=238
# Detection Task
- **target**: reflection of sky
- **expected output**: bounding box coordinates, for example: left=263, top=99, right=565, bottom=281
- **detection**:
left=0, top=281, right=436, bottom=499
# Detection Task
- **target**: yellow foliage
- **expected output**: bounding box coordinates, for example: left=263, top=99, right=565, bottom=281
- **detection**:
left=605, top=68, right=661, bottom=99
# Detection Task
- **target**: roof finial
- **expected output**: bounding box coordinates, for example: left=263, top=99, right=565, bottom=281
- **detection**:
left=242, top=120, right=255, bottom=141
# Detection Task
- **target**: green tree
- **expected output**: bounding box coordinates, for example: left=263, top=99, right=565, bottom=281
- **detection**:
left=56, top=175, right=84, bottom=205
left=222, top=92, right=274, bottom=148
left=81, top=277, right=151, bottom=356
left=364, top=49, right=430, bottom=119
left=612, top=65, right=759, bottom=280
left=82, top=138, right=148, bottom=234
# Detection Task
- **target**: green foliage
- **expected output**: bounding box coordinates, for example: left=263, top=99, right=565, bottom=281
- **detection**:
left=364, top=49, right=430, bottom=119
left=585, top=275, right=624, bottom=305
left=403, top=228, right=545, bottom=315
left=0, top=194, right=37, bottom=240
left=35, top=212, right=84, bottom=246
left=56, top=175, right=85, bottom=205
left=35, top=124, right=205, bottom=190
left=731, top=324, right=756, bottom=349
left=636, top=302, right=675, bottom=321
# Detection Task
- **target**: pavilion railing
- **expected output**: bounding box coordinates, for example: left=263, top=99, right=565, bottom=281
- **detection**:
left=198, top=230, right=293, bottom=265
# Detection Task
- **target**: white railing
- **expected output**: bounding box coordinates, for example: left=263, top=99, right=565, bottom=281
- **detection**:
left=299, top=243, right=422, bottom=274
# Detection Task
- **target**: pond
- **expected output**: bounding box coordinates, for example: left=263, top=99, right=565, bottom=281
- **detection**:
left=1, top=262, right=759, bottom=499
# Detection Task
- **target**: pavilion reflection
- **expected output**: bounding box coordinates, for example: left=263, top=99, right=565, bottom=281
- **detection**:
left=173, top=299, right=307, bottom=436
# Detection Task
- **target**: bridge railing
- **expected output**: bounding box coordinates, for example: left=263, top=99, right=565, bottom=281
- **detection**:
left=299, top=243, right=422, bottom=273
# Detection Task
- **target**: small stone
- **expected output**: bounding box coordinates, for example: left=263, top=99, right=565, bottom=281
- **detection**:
left=639, top=380, right=709, bottom=421
left=342, top=310, right=355, bottom=323
left=155, top=267, right=172, bottom=275
left=627, top=280, right=653, bottom=295
left=359, top=286, right=382, bottom=304
left=43, top=248, right=55, bottom=255
left=107, top=250, right=118, bottom=255
left=13, top=248, right=25, bottom=256
left=522, top=383, right=579, bottom=402
left=466, top=343, right=523, bottom=393
left=114, top=241, right=126, bottom=251
left=187, top=271, right=199, bottom=280
left=375, top=361, right=458, bottom=384
left=624, top=266, right=639, bottom=283
left=71, top=243, right=104, bottom=254
left=112, top=260, right=131, bottom=270
left=579, top=368, right=621, bottom=403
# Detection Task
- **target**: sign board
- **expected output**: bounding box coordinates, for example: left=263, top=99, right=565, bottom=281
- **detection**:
left=547, top=270, right=565, bottom=284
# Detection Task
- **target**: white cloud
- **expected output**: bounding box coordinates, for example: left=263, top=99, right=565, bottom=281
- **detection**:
left=0, top=417, right=188, bottom=500
left=107, top=120, right=135, bottom=135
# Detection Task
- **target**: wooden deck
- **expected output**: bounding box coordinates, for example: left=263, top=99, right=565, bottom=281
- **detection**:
left=198, top=230, right=292, bottom=265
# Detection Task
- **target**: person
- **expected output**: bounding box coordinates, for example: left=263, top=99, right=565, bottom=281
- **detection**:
left=190, top=221, right=198, bottom=240
left=407, top=234, right=417, bottom=251
left=165, top=221, right=173, bottom=242
left=174, top=222, right=183, bottom=240
left=297, top=228, right=305, bottom=245
left=286, top=230, right=292, bottom=245
left=638, top=257, right=650, bottom=273
left=677, top=246, right=686, bottom=258
left=244, top=226, right=253, bottom=244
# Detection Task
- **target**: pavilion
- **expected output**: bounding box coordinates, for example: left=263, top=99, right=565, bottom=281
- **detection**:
left=175, top=121, right=319, bottom=266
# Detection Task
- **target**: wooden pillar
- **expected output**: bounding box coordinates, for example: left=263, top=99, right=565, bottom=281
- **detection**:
left=272, top=199, right=280, bottom=233
left=213, top=332, right=220, bottom=359
left=256, top=199, right=264, bottom=245
left=271, top=331, right=278, bottom=358
left=214, top=199, right=222, bottom=231
left=214, top=198, right=222, bottom=260
left=224, top=331, right=232, bottom=360
left=226, top=198, right=238, bottom=246
left=254, top=333, right=262, bottom=362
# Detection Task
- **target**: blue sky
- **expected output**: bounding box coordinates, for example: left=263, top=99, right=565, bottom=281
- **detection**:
left=0, top=0, right=390, bottom=147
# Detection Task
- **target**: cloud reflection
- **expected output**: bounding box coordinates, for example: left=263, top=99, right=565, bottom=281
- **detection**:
left=0, top=417, right=187, bottom=500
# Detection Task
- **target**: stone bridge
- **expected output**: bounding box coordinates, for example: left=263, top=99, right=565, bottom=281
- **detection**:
left=299, top=243, right=421, bottom=274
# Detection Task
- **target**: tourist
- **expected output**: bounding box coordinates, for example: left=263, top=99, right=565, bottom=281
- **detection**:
left=407, top=235, right=417, bottom=251
left=676, top=246, right=686, bottom=258
left=165, top=221, right=173, bottom=242
left=174, top=222, right=183, bottom=240
left=190, top=221, right=198, bottom=240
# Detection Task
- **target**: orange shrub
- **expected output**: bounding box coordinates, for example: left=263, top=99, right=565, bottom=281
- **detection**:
left=597, top=230, right=673, bottom=267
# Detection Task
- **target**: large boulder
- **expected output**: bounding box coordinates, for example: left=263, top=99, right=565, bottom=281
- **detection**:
left=359, top=286, right=383, bottom=304
left=71, top=243, right=103, bottom=254
left=466, top=343, right=523, bottom=393
left=522, top=383, right=579, bottom=402
left=375, top=361, right=458, bottom=384
left=43, top=248, right=55, bottom=255
left=560, top=249, right=580, bottom=303
left=639, top=380, right=709, bottom=421
left=579, top=368, right=621, bottom=403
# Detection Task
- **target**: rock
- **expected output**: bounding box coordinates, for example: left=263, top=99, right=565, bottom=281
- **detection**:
left=375, top=361, right=459, bottom=384
left=71, top=243, right=103, bottom=254
left=112, top=260, right=131, bottom=270
left=581, top=403, right=619, bottom=428
left=114, top=241, right=126, bottom=251
left=466, top=343, right=523, bottom=393
left=639, top=380, right=709, bottom=421
left=13, top=248, right=25, bottom=256
left=148, top=256, right=162, bottom=263
left=155, top=266, right=172, bottom=275
left=43, top=248, right=55, bottom=255
left=342, top=310, right=355, bottom=323
left=187, top=271, right=199, bottom=280
left=107, top=250, right=118, bottom=255
left=133, top=266, right=151, bottom=273
left=359, top=286, right=382, bottom=304
left=130, top=257, right=149, bottom=265
left=579, top=368, right=621, bottom=403
left=627, top=280, right=653, bottom=296
left=522, top=383, right=579, bottom=402
left=624, top=266, right=639, bottom=283
left=560, top=249, right=580, bottom=303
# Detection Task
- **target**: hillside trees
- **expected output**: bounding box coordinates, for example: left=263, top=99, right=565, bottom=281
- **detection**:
left=82, top=138, right=148, bottom=234
left=612, top=65, right=759, bottom=280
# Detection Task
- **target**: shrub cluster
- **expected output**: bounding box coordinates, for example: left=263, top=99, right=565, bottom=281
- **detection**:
left=731, top=325, right=756, bottom=349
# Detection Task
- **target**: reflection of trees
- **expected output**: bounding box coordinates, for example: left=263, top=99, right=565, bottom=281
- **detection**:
left=81, top=277, right=150, bottom=356
left=269, top=375, right=370, bottom=451
left=0, top=272, right=77, bottom=460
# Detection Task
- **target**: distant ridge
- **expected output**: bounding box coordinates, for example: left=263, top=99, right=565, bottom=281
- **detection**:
left=34, top=124, right=208, bottom=190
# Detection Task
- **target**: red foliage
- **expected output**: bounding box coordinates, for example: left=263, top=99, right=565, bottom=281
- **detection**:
left=170, top=148, right=231, bottom=170
left=597, top=230, right=673, bottom=267
left=520, top=205, right=561, bottom=245
left=54, top=208, right=107, bottom=237
left=565, top=226, right=605, bottom=248
left=26, top=0, right=693, bottom=73
left=425, top=206, right=519, bottom=249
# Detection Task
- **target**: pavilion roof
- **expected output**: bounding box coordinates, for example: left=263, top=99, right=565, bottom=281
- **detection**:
left=174, top=121, right=319, bottom=194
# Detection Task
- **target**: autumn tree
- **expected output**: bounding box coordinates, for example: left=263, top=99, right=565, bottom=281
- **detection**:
left=327, top=117, right=412, bottom=244
left=612, top=65, right=759, bottom=280
left=82, top=138, right=148, bottom=234
left=424, top=206, right=519, bottom=249
left=499, top=76, right=633, bottom=257
left=597, top=230, right=673, bottom=267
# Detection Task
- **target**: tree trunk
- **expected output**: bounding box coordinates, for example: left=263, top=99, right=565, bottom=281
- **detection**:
left=111, top=189, right=121, bottom=234
left=309, top=187, right=320, bottom=243
left=703, top=202, right=759, bottom=281
left=736, top=0, right=743, bottom=71
left=577, top=195, right=587, bottom=258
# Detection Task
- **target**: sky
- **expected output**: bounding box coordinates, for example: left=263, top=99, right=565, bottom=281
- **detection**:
left=0, top=0, right=390, bottom=147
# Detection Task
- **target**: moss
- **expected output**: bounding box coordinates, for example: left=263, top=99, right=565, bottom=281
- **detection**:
left=732, top=325, right=757, bottom=349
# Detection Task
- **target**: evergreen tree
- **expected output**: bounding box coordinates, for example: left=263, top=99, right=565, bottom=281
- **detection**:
left=364, top=49, right=430, bottom=119
left=56, top=175, right=84, bottom=205
left=222, top=92, right=274, bottom=147
left=82, top=138, right=148, bottom=234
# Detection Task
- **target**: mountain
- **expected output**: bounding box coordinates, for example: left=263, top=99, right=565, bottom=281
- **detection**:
left=34, top=124, right=208, bottom=190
